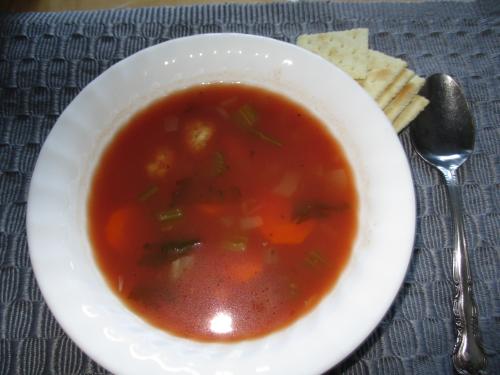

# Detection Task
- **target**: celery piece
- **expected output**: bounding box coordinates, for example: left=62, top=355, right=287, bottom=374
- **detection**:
left=157, top=208, right=184, bottom=222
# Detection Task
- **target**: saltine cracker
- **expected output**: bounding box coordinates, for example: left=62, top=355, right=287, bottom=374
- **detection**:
left=296, top=29, right=369, bottom=79
left=360, top=50, right=407, bottom=99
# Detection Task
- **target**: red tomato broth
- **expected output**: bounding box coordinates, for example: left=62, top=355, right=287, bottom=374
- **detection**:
left=88, top=83, right=358, bottom=342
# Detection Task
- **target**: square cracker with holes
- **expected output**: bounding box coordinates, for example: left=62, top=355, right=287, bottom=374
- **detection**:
left=296, top=29, right=369, bottom=79
left=359, top=50, right=407, bottom=99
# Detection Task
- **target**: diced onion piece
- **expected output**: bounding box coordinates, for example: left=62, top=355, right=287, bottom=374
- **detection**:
left=163, top=115, right=179, bottom=132
left=264, top=248, right=279, bottom=264
left=223, top=236, right=248, bottom=252
left=117, top=275, right=124, bottom=293
left=240, top=216, right=263, bottom=230
left=170, top=255, right=195, bottom=280
left=273, top=172, right=300, bottom=197
left=215, top=106, right=230, bottom=120
left=241, top=199, right=262, bottom=216
left=219, top=97, right=237, bottom=107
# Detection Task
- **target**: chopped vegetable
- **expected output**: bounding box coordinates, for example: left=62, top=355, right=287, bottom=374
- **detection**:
left=219, top=96, right=238, bottom=107
left=231, top=104, right=282, bottom=147
left=147, top=149, right=174, bottom=178
left=293, top=202, right=349, bottom=224
left=293, top=203, right=332, bottom=223
left=304, top=250, right=326, bottom=268
left=273, top=172, right=300, bottom=197
left=160, top=239, right=201, bottom=257
left=240, top=216, right=263, bottom=230
left=117, top=275, right=124, bottom=293
left=228, top=260, right=262, bottom=282
left=163, top=115, right=179, bottom=132
left=223, top=236, right=248, bottom=252
left=105, top=205, right=146, bottom=251
left=140, top=239, right=201, bottom=266
left=185, top=119, right=214, bottom=152
left=106, top=209, right=130, bottom=250
left=249, top=128, right=283, bottom=147
left=259, top=196, right=316, bottom=245
left=157, top=207, right=184, bottom=222
left=261, top=219, right=315, bottom=245
left=213, top=151, right=228, bottom=176
left=170, top=255, right=195, bottom=280
left=264, top=247, right=279, bottom=264
left=233, top=104, right=258, bottom=128
left=138, top=185, right=158, bottom=202
left=215, top=106, right=230, bottom=120
left=242, top=199, right=262, bottom=215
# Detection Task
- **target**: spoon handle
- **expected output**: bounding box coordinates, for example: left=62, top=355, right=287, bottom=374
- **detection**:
left=441, top=168, right=487, bottom=374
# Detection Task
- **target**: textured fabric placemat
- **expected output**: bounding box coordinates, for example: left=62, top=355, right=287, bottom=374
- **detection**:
left=0, top=1, right=498, bottom=374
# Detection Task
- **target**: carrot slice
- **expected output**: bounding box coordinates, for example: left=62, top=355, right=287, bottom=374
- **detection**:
left=228, top=260, right=262, bottom=283
left=105, top=205, right=147, bottom=252
left=259, top=195, right=316, bottom=245
left=261, top=220, right=315, bottom=245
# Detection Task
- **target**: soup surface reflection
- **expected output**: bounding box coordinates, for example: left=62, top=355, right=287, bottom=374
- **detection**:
left=88, top=84, right=358, bottom=342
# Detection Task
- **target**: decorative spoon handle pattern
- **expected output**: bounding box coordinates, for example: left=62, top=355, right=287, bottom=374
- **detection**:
left=442, top=169, right=487, bottom=375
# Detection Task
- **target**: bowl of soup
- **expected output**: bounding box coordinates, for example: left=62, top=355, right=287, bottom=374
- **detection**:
left=27, top=34, right=415, bottom=374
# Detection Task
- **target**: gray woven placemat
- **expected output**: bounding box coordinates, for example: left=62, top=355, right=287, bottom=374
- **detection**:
left=0, top=1, right=498, bottom=374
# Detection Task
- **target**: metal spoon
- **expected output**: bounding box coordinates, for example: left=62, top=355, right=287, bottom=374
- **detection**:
left=410, top=74, right=486, bottom=374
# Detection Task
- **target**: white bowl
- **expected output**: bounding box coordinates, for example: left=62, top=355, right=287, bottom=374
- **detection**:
left=27, top=34, right=415, bottom=375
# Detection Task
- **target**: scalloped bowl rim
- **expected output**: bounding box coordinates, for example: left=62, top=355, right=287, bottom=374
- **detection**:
left=27, top=33, right=415, bottom=375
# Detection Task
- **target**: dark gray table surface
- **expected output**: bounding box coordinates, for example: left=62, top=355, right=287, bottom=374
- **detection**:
left=0, top=1, right=498, bottom=374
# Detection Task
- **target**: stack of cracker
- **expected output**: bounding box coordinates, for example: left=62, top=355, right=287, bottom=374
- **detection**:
left=296, top=29, right=429, bottom=132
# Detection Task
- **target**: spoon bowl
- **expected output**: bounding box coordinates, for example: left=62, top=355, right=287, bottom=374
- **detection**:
left=411, top=73, right=486, bottom=375
left=411, top=74, right=475, bottom=171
